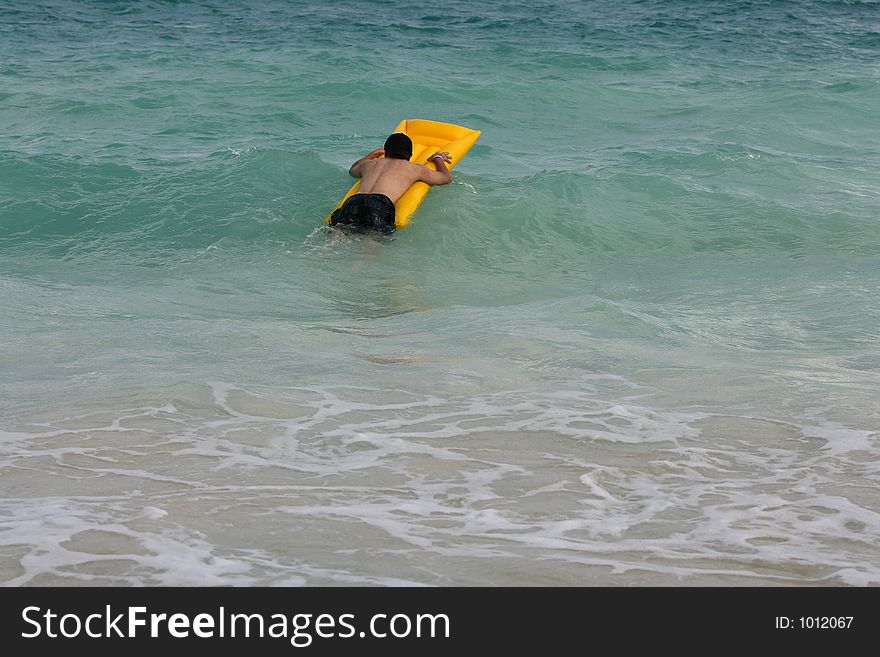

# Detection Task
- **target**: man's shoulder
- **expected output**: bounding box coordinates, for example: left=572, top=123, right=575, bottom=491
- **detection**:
left=369, top=158, right=418, bottom=169
left=384, top=158, right=421, bottom=165
left=380, top=158, right=427, bottom=174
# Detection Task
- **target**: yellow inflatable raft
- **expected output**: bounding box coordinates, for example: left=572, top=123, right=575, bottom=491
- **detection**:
left=326, top=118, right=480, bottom=228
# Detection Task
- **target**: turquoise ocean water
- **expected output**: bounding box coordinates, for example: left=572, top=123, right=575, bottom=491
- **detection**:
left=1, top=0, right=879, bottom=585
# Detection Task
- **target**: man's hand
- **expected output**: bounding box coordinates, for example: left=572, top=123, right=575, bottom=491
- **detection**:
left=429, top=151, right=452, bottom=165
left=367, top=148, right=385, bottom=159
left=420, top=151, right=453, bottom=186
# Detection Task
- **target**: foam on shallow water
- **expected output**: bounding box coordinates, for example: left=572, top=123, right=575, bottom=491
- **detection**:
left=1, top=380, right=877, bottom=586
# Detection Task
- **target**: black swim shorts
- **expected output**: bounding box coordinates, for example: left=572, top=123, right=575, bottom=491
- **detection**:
left=329, top=193, right=396, bottom=233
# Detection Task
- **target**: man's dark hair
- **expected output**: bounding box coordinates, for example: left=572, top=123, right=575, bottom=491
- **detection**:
left=384, top=133, right=413, bottom=160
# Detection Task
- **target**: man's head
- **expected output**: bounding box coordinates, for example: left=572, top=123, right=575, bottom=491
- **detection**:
left=384, top=133, right=413, bottom=160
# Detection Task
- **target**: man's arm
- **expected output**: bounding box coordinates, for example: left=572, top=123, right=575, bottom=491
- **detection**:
left=419, top=151, right=453, bottom=186
left=348, top=147, right=385, bottom=178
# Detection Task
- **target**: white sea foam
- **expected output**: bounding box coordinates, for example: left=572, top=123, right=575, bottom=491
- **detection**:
left=1, top=380, right=877, bottom=586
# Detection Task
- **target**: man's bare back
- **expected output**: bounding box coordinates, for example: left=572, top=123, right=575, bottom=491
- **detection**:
left=356, top=157, right=438, bottom=204
left=349, top=146, right=453, bottom=204
left=328, top=132, right=452, bottom=233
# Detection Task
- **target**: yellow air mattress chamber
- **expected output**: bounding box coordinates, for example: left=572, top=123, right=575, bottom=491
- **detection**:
left=326, top=119, right=480, bottom=228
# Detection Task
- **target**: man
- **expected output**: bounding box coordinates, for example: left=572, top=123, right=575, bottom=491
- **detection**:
left=329, top=132, right=453, bottom=233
